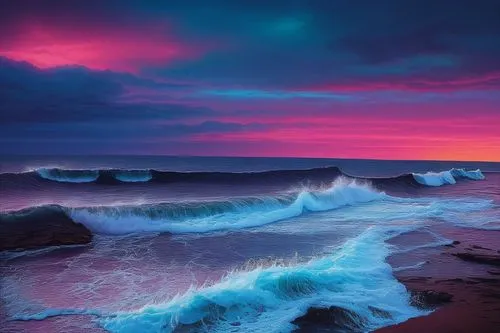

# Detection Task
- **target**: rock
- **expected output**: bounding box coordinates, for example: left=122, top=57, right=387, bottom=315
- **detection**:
left=410, top=290, right=453, bottom=308
left=471, top=245, right=493, bottom=251
left=452, top=252, right=500, bottom=267
left=292, top=306, right=367, bottom=332
left=368, top=306, right=392, bottom=319
left=0, top=205, right=92, bottom=251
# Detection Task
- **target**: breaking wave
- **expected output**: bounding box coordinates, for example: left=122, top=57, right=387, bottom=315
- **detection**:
left=14, top=228, right=426, bottom=332
left=2, top=172, right=494, bottom=236
left=68, top=178, right=384, bottom=234
left=1, top=178, right=390, bottom=235
left=99, top=228, right=424, bottom=333
left=412, top=168, right=485, bottom=187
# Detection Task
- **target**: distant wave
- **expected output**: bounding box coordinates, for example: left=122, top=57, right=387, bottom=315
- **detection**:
left=36, top=168, right=100, bottom=183
left=0, top=166, right=343, bottom=185
left=412, top=168, right=485, bottom=187
left=2, top=178, right=385, bottom=235
left=0, top=167, right=486, bottom=188
left=113, top=170, right=153, bottom=183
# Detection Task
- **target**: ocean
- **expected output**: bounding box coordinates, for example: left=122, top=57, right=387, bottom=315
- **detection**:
left=1, top=155, right=499, bottom=332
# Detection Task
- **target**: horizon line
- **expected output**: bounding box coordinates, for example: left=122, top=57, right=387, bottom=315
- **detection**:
left=2, top=153, right=499, bottom=164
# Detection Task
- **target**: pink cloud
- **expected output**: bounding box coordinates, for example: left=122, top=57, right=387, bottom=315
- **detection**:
left=0, top=23, right=210, bottom=73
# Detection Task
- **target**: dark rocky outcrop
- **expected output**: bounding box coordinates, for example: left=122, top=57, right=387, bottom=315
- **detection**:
left=452, top=252, right=500, bottom=266
left=445, top=240, right=461, bottom=248
left=471, top=245, right=492, bottom=251
left=0, top=205, right=92, bottom=251
left=409, top=290, right=453, bottom=309
left=448, top=241, right=500, bottom=267
left=292, top=306, right=367, bottom=332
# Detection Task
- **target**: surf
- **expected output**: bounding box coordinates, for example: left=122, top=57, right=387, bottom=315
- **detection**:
left=13, top=227, right=427, bottom=333
left=412, top=168, right=485, bottom=186
left=2, top=174, right=495, bottom=236
left=68, top=177, right=385, bottom=234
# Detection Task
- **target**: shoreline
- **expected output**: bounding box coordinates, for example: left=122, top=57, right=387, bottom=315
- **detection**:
left=378, top=228, right=500, bottom=333
left=2, top=225, right=499, bottom=332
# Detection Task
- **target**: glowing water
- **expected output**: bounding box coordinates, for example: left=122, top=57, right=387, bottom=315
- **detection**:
left=69, top=178, right=385, bottom=235
left=412, top=168, right=485, bottom=186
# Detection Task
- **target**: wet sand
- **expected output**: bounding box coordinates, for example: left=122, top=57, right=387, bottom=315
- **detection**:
left=379, top=228, right=500, bottom=333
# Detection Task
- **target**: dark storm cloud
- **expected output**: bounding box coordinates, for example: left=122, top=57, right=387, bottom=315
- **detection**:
left=142, top=0, right=500, bottom=89
left=2, top=0, right=499, bottom=88
left=0, top=0, right=499, bottom=158
left=0, top=57, right=206, bottom=124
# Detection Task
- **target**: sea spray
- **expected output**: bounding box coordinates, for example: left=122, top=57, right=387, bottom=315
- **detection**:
left=99, top=227, right=425, bottom=333
left=412, top=168, right=485, bottom=186
left=68, top=177, right=386, bottom=234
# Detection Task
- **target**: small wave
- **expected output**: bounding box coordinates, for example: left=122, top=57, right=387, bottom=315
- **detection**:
left=36, top=168, right=99, bottom=183
left=450, top=168, right=485, bottom=180
left=412, top=168, right=485, bottom=187
left=113, top=170, right=152, bottom=183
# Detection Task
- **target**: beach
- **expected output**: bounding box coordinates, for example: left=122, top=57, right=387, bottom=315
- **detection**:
left=380, top=228, right=500, bottom=333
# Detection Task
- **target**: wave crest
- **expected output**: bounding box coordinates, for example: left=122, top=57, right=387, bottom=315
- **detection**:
left=69, top=177, right=385, bottom=234
left=99, top=228, right=423, bottom=333
left=412, top=168, right=485, bottom=187
left=36, top=168, right=99, bottom=183
left=113, top=170, right=152, bottom=183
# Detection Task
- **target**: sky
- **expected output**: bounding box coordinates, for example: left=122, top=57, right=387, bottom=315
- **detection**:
left=0, top=0, right=499, bottom=161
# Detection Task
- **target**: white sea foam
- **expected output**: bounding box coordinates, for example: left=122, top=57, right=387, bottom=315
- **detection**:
left=97, top=227, right=425, bottom=333
left=6, top=182, right=497, bottom=332
left=449, top=168, right=485, bottom=180
left=412, top=168, right=485, bottom=186
left=69, top=177, right=385, bottom=235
